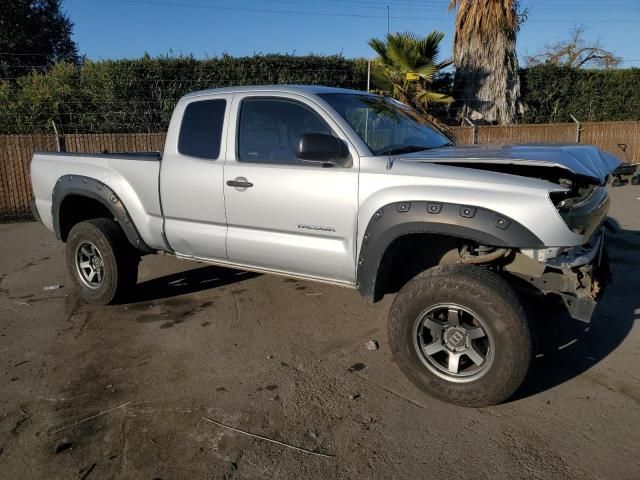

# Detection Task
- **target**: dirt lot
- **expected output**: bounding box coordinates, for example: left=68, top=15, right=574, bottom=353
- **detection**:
left=1, top=186, right=639, bottom=479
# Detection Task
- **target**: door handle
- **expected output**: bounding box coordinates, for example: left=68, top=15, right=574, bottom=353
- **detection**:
left=226, top=178, right=253, bottom=188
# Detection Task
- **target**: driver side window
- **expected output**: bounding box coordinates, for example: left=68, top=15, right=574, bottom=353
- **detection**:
left=237, top=98, right=332, bottom=165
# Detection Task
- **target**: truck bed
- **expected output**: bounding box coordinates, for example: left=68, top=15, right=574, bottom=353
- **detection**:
left=30, top=151, right=166, bottom=250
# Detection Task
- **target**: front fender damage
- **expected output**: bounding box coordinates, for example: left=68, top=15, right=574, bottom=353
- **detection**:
left=357, top=200, right=544, bottom=302
left=505, top=232, right=610, bottom=322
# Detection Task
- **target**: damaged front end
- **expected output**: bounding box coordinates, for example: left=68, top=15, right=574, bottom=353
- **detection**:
left=398, top=143, right=622, bottom=321
left=504, top=230, right=612, bottom=322
left=402, top=143, right=622, bottom=187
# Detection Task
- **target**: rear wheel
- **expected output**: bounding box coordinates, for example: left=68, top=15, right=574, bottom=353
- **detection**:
left=66, top=218, right=139, bottom=304
left=388, top=265, right=531, bottom=407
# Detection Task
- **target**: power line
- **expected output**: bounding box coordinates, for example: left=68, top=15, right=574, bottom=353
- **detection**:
left=196, top=0, right=640, bottom=10
left=118, top=0, right=414, bottom=19
left=261, top=0, right=640, bottom=10
left=115, top=0, right=640, bottom=22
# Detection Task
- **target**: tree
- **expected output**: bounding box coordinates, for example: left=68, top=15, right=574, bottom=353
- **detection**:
left=525, top=26, right=621, bottom=69
left=448, top=0, right=525, bottom=124
left=368, top=31, right=453, bottom=115
left=0, top=0, right=79, bottom=80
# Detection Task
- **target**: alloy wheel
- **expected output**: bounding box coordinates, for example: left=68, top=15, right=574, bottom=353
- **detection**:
left=75, top=241, right=105, bottom=289
left=412, top=303, right=494, bottom=383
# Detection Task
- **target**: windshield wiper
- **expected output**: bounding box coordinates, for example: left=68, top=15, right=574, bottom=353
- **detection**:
left=413, top=142, right=455, bottom=151
left=378, top=143, right=454, bottom=156
left=381, top=143, right=455, bottom=170
left=377, top=145, right=430, bottom=156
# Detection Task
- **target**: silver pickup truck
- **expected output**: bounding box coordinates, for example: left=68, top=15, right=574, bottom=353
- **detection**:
left=31, top=85, right=620, bottom=407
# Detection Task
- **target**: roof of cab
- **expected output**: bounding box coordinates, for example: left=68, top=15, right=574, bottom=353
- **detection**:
left=181, top=84, right=371, bottom=100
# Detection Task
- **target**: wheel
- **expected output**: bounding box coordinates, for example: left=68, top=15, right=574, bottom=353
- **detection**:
left=611, top=176, right=623, bottom=187
left=66, top=218, right=139, bottom=304
left=388, top=265, right=531, bottom=407
left=632, top=175, right=640, bottom=186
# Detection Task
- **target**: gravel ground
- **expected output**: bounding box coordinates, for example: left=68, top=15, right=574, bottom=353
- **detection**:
left=1, top=186, right=639, bottom=479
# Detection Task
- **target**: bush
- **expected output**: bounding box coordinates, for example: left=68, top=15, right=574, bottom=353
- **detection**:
left=520, top=64, right=640, bottom=123
left=2, top=56, right=639, bottom=133
left=0, top=54, right=368, bottom=133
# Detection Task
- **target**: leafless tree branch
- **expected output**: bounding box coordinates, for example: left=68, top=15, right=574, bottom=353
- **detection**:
left=525, top=26, right=621, bottom=69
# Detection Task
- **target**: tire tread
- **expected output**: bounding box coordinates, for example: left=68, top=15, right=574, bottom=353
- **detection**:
left=66, top=218, right=139, bottom=304
left=388, top=265, right=531, bottom=407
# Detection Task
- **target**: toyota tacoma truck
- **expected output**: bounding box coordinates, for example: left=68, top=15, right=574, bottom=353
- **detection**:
left=30, top=85, right=620, bottom=407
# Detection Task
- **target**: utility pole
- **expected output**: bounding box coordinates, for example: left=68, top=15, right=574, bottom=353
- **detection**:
left=387, top=6, right=390, bottom=35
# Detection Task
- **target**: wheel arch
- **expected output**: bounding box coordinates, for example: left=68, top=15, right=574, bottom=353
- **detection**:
left=356, top=201, right=544, bottom=302
left=52, top=175, right=153, bottom=253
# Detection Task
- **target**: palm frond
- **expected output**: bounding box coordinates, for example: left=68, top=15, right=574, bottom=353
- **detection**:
left=449, top=0, right=519, bottom=37
left=368, top=30, right=450, bottom=110
left=367, top=38, right=391, bottom=66
left=449, top=0, right=523, bottom=124
left=370, top=64, right=393, bottom=90
left=385, top=34, right=417, bottom=72
left=417, top=31, right=445, bottom=64
left=416, top=90, right=454, bottom=104
left=435, top=59, right=454, bottom=70
left=415, top=64, right=438, bottom=82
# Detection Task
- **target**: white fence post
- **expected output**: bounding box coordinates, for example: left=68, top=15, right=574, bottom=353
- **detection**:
left=464, top=117, right=478, bottom=145
left=570, top=114, right=583, bottom=143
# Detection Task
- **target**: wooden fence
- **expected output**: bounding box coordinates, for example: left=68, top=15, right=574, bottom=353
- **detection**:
left=1, top=121, right=639, bottom=222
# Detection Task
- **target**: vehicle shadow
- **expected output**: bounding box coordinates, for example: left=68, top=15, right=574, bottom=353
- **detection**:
left=511, top=227, right=640, bottom=401
left=128, top=265, right=259, bottom=303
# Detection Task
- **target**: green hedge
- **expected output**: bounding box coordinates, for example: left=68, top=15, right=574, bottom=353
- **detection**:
left=520, top=64, right=640, bottom=123
left=1, top=56, right=639, bottom=133
left=0, top=54, right=368, bottom=133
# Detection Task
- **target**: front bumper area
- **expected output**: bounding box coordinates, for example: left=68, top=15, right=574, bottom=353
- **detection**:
left=507, top=231, right=611, bottom=322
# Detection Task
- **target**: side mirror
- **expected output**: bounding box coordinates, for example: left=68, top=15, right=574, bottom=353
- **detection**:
left=296, top=133, right=350, bottom=166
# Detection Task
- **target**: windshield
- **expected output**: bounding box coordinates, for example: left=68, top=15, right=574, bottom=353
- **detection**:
left=319, top=93, right=453, bottom=156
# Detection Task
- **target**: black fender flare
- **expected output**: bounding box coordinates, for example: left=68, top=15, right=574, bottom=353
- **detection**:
left=52, top=174, right=153, bottom=253
left=356, top=201, right=544, bottom=302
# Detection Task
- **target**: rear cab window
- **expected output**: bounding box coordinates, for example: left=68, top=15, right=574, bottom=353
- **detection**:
left=178, top=99, right=226, bottom=159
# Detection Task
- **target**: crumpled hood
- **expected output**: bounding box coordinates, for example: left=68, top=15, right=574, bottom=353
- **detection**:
left=397, top=144, right=622, bottom=186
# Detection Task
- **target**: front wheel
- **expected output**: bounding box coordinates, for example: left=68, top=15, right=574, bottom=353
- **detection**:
left=388, top=265, right=531, bottom=407
left=66, top=218, right=139, bottom=304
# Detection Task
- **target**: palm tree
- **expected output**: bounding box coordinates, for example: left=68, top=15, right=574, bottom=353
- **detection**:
left=368, top=31, right=452, bottom=115
left=448, top=0, right=524, bottom=124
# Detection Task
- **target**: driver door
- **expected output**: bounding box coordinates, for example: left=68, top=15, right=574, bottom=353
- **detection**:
left=222, top=93, right=359, bottom=284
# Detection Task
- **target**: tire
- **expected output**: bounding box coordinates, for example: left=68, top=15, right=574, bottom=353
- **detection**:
left=632, top=175, right=640, bottom=186
left=66, top=218, right=139, bottom=304
left=388, top=265, right=531, bottom=407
